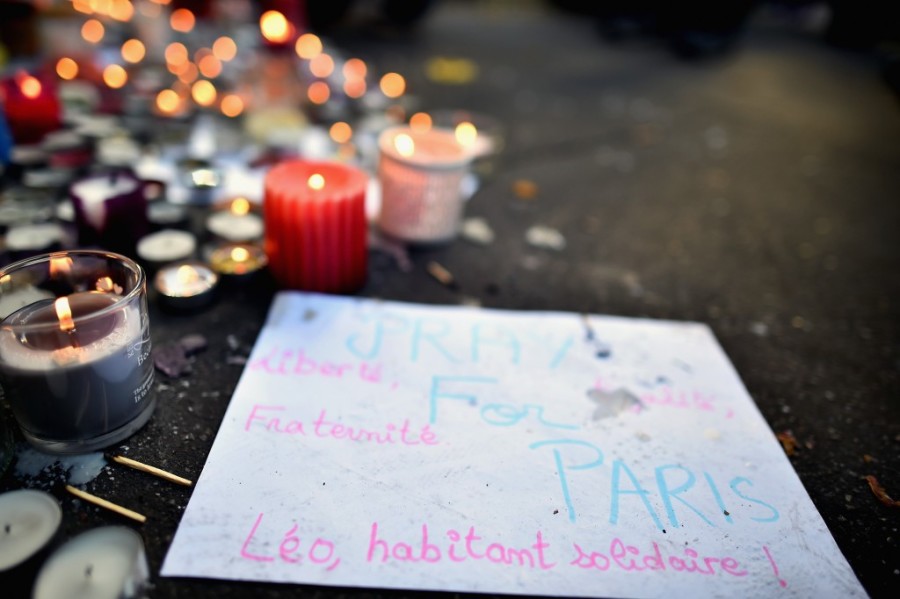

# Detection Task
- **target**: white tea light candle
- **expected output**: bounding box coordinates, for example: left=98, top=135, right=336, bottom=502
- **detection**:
left=33, top=527, right=149, bottom=599
left=0, top=489, right=62, bottom=572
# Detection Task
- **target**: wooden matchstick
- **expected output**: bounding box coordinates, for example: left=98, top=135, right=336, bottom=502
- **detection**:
left=109, top=455, right=193, bottom=487
left=65, top=485, right=147, bottom=524
left=427, top=261, right=455, bottom=287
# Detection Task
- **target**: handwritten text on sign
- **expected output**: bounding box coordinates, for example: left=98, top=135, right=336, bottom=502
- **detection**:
left=162, top=293, right=863, bottom=598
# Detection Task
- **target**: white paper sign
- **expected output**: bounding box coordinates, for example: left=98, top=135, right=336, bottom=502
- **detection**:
left=162, top=292, right=864, bottom=597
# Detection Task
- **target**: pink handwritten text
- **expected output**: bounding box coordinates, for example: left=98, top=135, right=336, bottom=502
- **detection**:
left=244, top=405, right=439, bottom=447
left=240, top=513, right=341, bottom=571
left=250, top=346, right=383, bottom=384
left=367, top=522, right=555, bottom=570
left=571, top=538, right=747, bottom=578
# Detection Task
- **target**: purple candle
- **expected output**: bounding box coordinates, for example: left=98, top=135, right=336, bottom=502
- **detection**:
left=69, top=171, right=149, bottom=255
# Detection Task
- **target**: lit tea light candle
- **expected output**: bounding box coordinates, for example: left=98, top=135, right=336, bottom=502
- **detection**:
left=0, top=251, right=156, bottom=454
left=69, top=171, right=149, bottom=255
left=205, top=197, right=264, bottom=242
left=377, top=125, right=475, bottom=243
left=264, top=160, right=368, bottom=293
left=208, top=243, right=268, bottom=282
left=33, top=527, right=149, bottom=599
left=154, top=262, right=217, bottom=311
left=0, top=489, right=62, bottom=591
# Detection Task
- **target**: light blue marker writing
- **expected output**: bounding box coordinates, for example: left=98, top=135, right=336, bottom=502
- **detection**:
left=529, top=439, right=604, bottom=523
left=428, top=376, right=497, bottom=424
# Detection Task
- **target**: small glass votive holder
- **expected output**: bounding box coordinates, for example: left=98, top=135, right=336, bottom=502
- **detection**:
left=377, top=126, right=475, bottom=244
left=0, top=250, right=155, bottom=454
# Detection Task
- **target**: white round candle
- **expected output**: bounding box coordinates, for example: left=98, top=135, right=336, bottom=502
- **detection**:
left=136, top=229, right=196, bottom=264
left=205, top=211, right=264, bottom=242
left=33, top=527, right=149, bottom=599
left=0, top=489, right=62, bottom=571
left=4, top=223, right=65, bottom=253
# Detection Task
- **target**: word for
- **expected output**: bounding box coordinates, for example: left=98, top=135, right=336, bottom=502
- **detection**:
left=530, top=439, right=780, bottom=530
left=240, top=513, right=341, bottom=571
left=249, top=346, right=383, bottom=383
left=367, top=522, right=555, bottom=570
left=571, top=538, right=747, bottom=578
left=244, top=405, right=439, bottom=447
left=344, top=312, right=575, bottom=367
left=428, top=376, right=577, bottom=429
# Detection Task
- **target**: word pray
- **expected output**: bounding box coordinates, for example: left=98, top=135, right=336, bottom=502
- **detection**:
left=244, top=405, right=439, bottom=447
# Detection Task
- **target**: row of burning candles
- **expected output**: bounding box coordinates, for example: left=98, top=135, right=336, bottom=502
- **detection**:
left=0, top=121, right=485, bottom=453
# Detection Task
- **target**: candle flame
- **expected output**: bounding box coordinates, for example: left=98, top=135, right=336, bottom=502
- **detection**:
left=309, top=53, right=334, bottom=78
left=81, top=19, right=105, bottom=44
left=103, top=64, right=128, bottom=89
left=307, top=81, right=330, bottom=105
left=170, top=8, right=196, bottom=33
left=212, top=36, right=238, bottom=62
left=121, top=38, right=146, bottom=64
left=220, top=94, right=244, bottom=118
left=95, top=277, right=114, bottom=292
left=455, top=121, right=478, bottom=148
left=260, top=10, right=291, bottom=43
left=177, top=264, right=199, bottom=284
left=394, top=133, right=415, bottom=158
left=410, top=112, right=432, bottom=133
left=56, top=57, right=79, bottom=81
left=49, top=256, right=73, bottom=277
left=329, top=122, right=352, bottom=144
left=230, top=247, right=250, bottom=263
left=20, top=75, right=42, bottom=99
left=307, top=174, right=326, bottom=190
left=55, top=297, right=75, bottom=333
left=380, top=73, right=406, bottom=99
left=295, top=33, right=322, bottom=59
left=231, top=197, right=251, bottom=216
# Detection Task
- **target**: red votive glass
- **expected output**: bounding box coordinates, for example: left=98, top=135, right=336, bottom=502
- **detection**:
left=263, top=160, right=368, bottom=293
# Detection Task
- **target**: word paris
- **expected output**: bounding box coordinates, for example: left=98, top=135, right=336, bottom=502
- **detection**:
left=164, top=293, right=864, bottom=598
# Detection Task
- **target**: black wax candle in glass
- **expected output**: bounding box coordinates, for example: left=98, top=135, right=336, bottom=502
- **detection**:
left=0, top=251, right=155, bottom=454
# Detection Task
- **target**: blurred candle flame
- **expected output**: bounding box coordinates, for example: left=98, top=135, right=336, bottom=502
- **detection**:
left=191, top=80, right=217, bottom=106
left=230, top=197, right=250, bottom=216
left=170, top=8, right=196, bottom=33
left=295, top=33, right=322, bottom=59
left=49, top=257, right=73, bottom=277
left=260, top=10, right=291, bottom=43
left=55, top=297, right=75, bottom=333
left=307, top=81, right=330, bottom=105
left=380, top=73, right=405, bottom=98
left=213, top=37, right=238, bottom=62
left=56, top=57, right=79, bottom=81
left=220, top=94, right=244, bottom=118
left=307, top=174, right=325, bottom=190
left=309, top=53, right=334, bottom=78
left=121, top=39, right=146, bottom=64
left=19, top=75, right=42, bottom=99
left=230, top=247, right=250, bottom=263
left=103, top=64, right=128, bottom=89
left=156, top=89, right=182, bottom=115
left=176, top=264, right=199, bottom=285
left=81, top=19, right=105, bottom=43
left=95, top=276, right=114, bottom=292
left=394, top=133, right=415, bottom=158
left=455, top=122, right=478, bottom=148
left=410, top=112, right=432, bottom=133
left=329, top=122, right=352, bottom=144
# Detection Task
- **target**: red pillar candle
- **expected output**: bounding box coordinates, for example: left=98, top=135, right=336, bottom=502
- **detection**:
left=1, top=72, right=62, bottom=145
left=264, top=160, right=368, bottom=293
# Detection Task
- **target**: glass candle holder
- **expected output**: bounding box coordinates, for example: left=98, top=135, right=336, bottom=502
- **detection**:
left=0, top=251, right=155, bottom=454
left=377, top=126, right=474, bottom=243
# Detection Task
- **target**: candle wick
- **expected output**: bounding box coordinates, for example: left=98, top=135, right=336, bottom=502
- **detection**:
left=85, top=564, right=93, bottom=578
left=3, top=523, right=9, bottom=534
left=109, top=170, right=119, bottom=185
